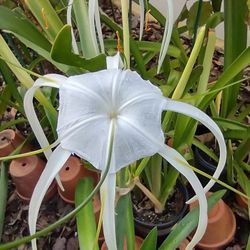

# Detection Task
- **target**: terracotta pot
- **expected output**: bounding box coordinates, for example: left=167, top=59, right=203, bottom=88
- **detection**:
left=58, top=156, right=99, bottom=204
left=0, top=129, right=24, bottom=157
left=93, top=194, right=105, bottom=243
left=9, top=155, right=57, bottom=202
left=178, top=239, right=196, bottom=250
left=235, top=187, right=248, bottom=209
left=189, top=193, right=236, bottom=250
left=101, top=236, right=143, bottom=250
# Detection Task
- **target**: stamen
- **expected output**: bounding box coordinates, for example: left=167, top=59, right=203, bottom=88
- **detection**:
left=145, top=9, right=151, bottom=32
left=109, top=111, right=118, bottom=119
left=116, top=31, right=123, bottom=53
left=41, top=8, right=49, bottom=30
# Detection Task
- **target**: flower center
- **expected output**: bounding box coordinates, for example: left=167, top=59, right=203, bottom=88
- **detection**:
left=109, top=111, right=119, bottom=119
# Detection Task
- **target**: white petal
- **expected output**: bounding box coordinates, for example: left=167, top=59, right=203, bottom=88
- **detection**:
left=29, top=146, right=71, bottom=250
left=67, top=0, right=79, bottom=54
left=163, top=98, right=227, bottom=203
left=117, top=70, right=163, bottom=106
left=24, top=74, right=66, bottom=189
left=111, top=115, right=163, bottom=172
left=157, top=0, right=174, bottom=73
left=93, top=0, right=104, bottom=53
left=100, top=173, right=117, bottom=250
left=158, top=144, right=207, bottom=249
left=106, top=53, right=122, bottom=69
left=88, top=0, right=99, bottom=54
left=59, top=115, right=110, bottom=170
left=139, top=0, right=145, bottom=40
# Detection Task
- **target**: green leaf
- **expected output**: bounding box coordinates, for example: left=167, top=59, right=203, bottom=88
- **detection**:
left=75, top=178, right=98, bottom=250
left=213, top=117, right=249, bottom=131
left=140, top=227, right=157, bottom=250
left=24, top=0, right=63, bottom=42
left=0, top=162, right=8, bottom=241
left=206, top=12, right=224, bottom=29
left=211, top=0, right=222, bottom=12
left=51, top=25, right=106, bottom=71
left=125, top=195, right=135, bottom=250
left=222, top=0, right=248, bottom=117
left=0, top=6, right=51, bottom=51
left=0, top=59, right=24, bottom=112
left=187, top=2, right=213, bottom=36
left=159, top=190, right=226, bottom=250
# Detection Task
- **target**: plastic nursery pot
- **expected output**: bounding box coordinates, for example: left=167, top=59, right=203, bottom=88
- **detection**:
left=9, top=155, right=57, bottom=202
left=193, top=146, right=228, bottom=193
left=58, top=156, right=99, bottom=204
left=0, top=129, right=25, bottom=157
left=101, top=236, right=143, bottom=250
left=133, top=180, right=188, bottom=244
left=189, top=193, right=236, bottom=250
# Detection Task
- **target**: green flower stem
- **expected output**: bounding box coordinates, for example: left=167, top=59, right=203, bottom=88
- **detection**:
left=121, top=0, right=130, bottom=68
left=175, top=158, right=250, bottom=201
left=0, top=163, right=8, bottom=242
left=0, top=124, right=116, bottom=250
left=172, top=26, right=206, bottom=100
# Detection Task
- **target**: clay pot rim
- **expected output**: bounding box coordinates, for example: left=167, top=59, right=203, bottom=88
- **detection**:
left=58, top=156, right=83, bottom=182
left=235, top=186, right=248, bottom=208
left=17, top=181, right=57, bottom=202
left=189, top=203, right=236, bottom=249
left=9, top=155, right=40, bottom=177
left=101, top=235, right=143, bottom=250
left=133, top=180, right=188, bottom=229
left=58, top=187, right=75, bottom=204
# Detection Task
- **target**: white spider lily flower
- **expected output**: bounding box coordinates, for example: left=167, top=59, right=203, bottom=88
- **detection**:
left=24, top=54, right=226, bottom=250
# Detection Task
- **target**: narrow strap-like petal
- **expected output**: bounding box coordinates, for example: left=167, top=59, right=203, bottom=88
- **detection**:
left=67, top=0, right=79, bottom=54
left=94, top=0, right=104, bottom=53
left=163, top=98, right=227, bottom=203
left=100, top=172, right=117, bottom=250
left=157, top=0, right=174, bottom=73
left=29, top=146, right=71, bottom=250
left=88, top=0, right=100, bottom=54
left=106, top=53, right=122, bottom=69
left=24, top=74, right=66, bottom=189
left=158, top=144, right=207, bottom=250
left=139, top=0, right=145, bottom=40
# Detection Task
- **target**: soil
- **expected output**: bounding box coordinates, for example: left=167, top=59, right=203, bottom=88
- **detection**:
left=132, top=187, right=185, bottom=225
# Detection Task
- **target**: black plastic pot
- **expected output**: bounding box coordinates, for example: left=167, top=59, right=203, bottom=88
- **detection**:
left=193, top=146, right=228, bottom=192
left=133, top=180, right=188, bottom=244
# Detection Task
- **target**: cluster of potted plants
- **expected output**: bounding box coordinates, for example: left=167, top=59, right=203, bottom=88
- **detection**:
left=0, top=0, right=249, bottom=249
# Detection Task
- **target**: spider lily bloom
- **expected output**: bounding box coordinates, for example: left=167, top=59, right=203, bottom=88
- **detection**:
left=24, top=54, right=226, bottom=250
